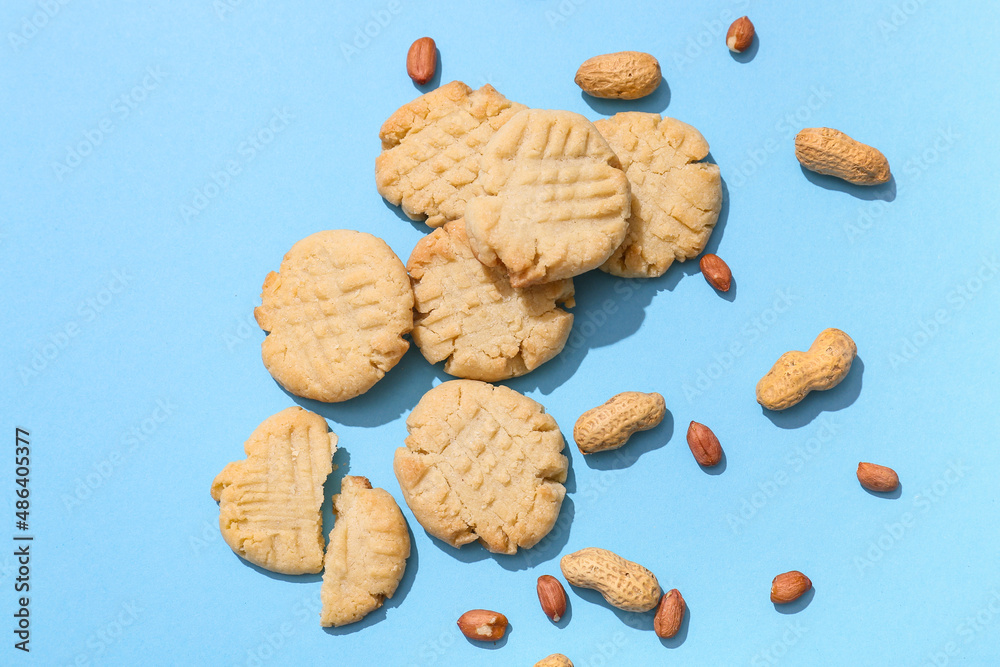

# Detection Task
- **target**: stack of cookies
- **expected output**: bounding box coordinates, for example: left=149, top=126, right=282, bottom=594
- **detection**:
left=376, top=80, right=723, bottom=383
left=210, top=80, right=722, bottom=628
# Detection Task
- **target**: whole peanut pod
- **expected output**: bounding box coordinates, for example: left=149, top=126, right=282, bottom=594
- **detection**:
left=756, top=328, right=857, bottom=410
left=573, top=392, right=665, bottom=454
left=560, top=547, right=661, bottom=612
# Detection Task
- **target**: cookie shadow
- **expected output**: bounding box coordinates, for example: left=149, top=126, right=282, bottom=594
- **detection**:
left=233, top=556, right=323, bottom=584
left=508, top=271, right=659, bottom=395
left=656, top=256, right=703, bottom=292
left=584, top=408, right=673, bottom=471
left=319, top=447, right=352, bottom=540
left=800, top=166, right=896, bottom=202
left=285, top=346, right=445, bottom=428
left=580, top=78, right=670, bottom=116
left=562, top=448, right=578, bottom=494
left=381, top=197, right=431, bottom=233
left=762, top=357, right=865, bottom=429
left=425, top=497, right=576, bottom=573
left=701, top=173, right=730, bottom=254
left=322, top=522, right=421, bottom=635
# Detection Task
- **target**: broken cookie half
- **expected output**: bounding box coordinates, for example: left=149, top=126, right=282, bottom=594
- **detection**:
left=210, top=407, right=337, bottom=575
left=320, top=476, right=411, bottom=627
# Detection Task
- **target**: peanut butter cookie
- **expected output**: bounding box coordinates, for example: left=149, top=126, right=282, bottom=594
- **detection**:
left=376, top=81, right=526, bottom=228
left=255, top=230, right=413, bottom=402
left=394, top=380, right=568, bottom=554
left=594, top=112, right=722, bottom=278
left=465, top=109, right=631, bottom=287
left=407, top=220, right=575, bottom=381
left=210, top=407, right=337, bottom=575
left=320, top=476, right=411, bottom=627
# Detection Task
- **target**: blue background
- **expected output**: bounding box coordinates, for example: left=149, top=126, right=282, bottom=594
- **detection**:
left=3, top=1, right=999, bottom=664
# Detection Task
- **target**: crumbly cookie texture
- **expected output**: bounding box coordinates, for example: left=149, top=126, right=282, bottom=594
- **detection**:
left=535, top=655, right=574, bottom=667
left=210, top=407, right=338, bottom=575
left=393, top=380, right=568, bottom=554
left=465, top=109, right=631, bottom=288
left=376, top=81, right=527, bottom=228
left=594, top=112, right=722, bottom=278
left=320, top=476, right=411, bottom=627
left=255, top=230, right=413, bottom=403
left=407, top=219, right=575, bottom=381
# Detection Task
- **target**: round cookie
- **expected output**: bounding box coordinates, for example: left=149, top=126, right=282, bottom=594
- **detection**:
left=535, top=655, right=574, bottom=667
left=254, top=230, right=413, bottom=402
left=464, top=109, right=631, bottom=288
left=376, top=81, right=527, bottom=228
left=593, top=112, right=722, bottom=278
left=210, top=407, right=338, bottom=575
left=320, top=476, right=411, bottom=627
left=407, top=219, right=575, bottom=381
left=393, top=380, right=568, bottom=555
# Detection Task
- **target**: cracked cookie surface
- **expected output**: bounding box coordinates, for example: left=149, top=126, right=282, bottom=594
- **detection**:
left=464, top=109, right=631, bottom=287
left=594, top=112, right=722, bottom=278
left=255, top=230, right=413, bottom=402
left=407, top=219, right=575, bottom=381
left=320, top=476, right=411, bottom=627
left=210, top=407, right=338, bottom=575
left=393, top=380, right=568, bottom=554
left=376, top=81, right=527, bottom=228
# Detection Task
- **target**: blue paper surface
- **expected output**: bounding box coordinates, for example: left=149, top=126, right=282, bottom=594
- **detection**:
left=3, top=1, right=1000, bottom=664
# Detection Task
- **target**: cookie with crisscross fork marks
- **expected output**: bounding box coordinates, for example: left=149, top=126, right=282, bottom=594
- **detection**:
left=211, top=407, right=338, bottom=575
left=320, top=476, right=411, bottom=627
left=393, top=380, right=568, bottom=554
left=594, top=112, right=722, bottom=278
left=254, top=230, right=413, bottom=402
left=376, top=81, right=527, bottom=228
left=464, top=109, right=631, bottom=288
left=407, top=219, right=575, bottom=381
